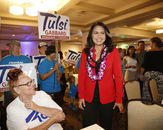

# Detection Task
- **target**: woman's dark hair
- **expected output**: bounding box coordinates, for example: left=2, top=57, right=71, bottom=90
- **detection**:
left=7, top=68, right=23, bottom=98
left=84, top=22, right=113, bottom=55
left=151, top=37, right=163, bottom=48
left=45, top=45, right=56, bottom=55
left=127, top=46, right=136, bottom=58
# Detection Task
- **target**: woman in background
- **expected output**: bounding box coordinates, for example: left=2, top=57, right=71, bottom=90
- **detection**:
left=78, top=22, right=124, bottom=130
left=7, top=68, right=65, bottom=130
left=123, top=46, right=139, bottom=82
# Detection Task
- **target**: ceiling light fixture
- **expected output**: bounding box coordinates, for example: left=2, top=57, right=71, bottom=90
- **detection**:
left=25, top=7, right=38, bottom=16
left=9, top=6, right=24, bottom=15
left=156, top=29, right=163, bottom=34
left=13, top=0, right=34, bottom=4
left=10, top=0, right=70, bottom=16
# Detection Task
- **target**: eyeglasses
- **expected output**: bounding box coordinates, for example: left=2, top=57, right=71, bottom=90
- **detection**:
left=17, top=79, right=35, bottom=87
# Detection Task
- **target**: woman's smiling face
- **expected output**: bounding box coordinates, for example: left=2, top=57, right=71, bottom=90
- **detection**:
left=92, top=25, right=106, bottom=46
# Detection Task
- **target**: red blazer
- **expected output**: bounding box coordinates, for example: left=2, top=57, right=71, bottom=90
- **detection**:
left=78, top=48, right=123, bottom=104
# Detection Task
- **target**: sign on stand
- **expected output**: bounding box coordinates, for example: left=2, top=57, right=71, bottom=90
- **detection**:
left=38, top=12, right=70, bottom=40
left=38, top=12, right=71, bottom=75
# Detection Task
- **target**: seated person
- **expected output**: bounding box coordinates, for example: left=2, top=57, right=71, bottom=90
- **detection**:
left=6, top=68, right=65, bottom=130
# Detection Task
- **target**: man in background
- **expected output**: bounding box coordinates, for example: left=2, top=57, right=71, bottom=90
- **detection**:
left=37, top=42, right=48, bottom=89
left=0, top=40, right=31, bottom=129
left=38, top=45, right=64, bottom=106
left=0, top=40, right=31, bottom=107
left=136, top=41, right=146, bottom=95
left=38, top=42, right=48, bottom=55
left=136, top=41, right=146, bottom=71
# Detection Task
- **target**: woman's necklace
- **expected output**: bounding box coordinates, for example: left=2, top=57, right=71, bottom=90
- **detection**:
left=86, top=46, right=108, bottom=81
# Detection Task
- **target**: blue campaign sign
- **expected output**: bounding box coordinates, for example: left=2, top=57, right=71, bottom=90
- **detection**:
left=32, top=55, right=46, bottom=67
left=0, top=63, right=37, bottom=92
left=38, top=12, right=70, bottom=40
left=0, top=66, right=16, bottom=92
left=65, top=50, right=81, bottom=65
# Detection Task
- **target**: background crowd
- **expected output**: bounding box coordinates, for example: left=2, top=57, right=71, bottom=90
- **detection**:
left=0, top=22, right=163, bottom=130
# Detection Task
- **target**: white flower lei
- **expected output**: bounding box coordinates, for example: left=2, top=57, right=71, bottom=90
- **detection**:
left=86, top=46, right=108, bottom=81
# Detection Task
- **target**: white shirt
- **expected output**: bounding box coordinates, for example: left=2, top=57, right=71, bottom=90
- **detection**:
left=124, top=56, right=137, bottom=71
left=7, top=91, right=63, bottom=130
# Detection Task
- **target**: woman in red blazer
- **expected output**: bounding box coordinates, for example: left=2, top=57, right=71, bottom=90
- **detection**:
left=78, top=22, right=124, bottom=130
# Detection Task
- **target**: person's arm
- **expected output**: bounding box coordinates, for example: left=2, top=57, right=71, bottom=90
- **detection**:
left=123, top=57, right=128, bottom=68
left=24, top=101, right=65, bottom=118
left=39, top=69, right=56, bottom=80
left=112, top=49, right=124, bottom=113
left=25, top=92, right=65, bottom=130
left=8, top=108, right=64, bottom=130
left=28, top=116, right=63, bottom=130
left=140, top=67, right=144, bottom=81
left=39, top=63, right=58, bottom=80
left=78, top=51, right=86, bottom=110
left=57, top=67, right=63, bottom=82
left=140, top=52, right=148, bottom=81
left=122, top=56, right=126, bottom=65
left=136, top=62, right=139, bottom=72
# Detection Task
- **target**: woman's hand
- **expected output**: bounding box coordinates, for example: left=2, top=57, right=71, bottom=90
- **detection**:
left=113, top=103, right=125, bottom=113
left=78, top=99, right=85, bottom=110
left=51, top=110, right=65, bottom=122
left=24, top=100, right=37, bottom=110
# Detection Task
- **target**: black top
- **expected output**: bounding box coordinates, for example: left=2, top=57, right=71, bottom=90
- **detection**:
left=142, top=50, right=163, bottom=73
left=93, top=62, right=100, bottom=101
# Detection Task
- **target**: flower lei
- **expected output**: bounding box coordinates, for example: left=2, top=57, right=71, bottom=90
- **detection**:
left=86, top=46, right=108, bottom=81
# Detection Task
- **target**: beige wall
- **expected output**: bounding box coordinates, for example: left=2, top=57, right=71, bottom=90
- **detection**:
left=0, top=40, right=9, bottom=60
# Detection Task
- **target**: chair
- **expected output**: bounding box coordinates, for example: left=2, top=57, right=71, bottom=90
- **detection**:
left=128, top=100, right=163, bottom=130
left=125, top=81, right=141, bottom=100
left=149, top=79, right=161, bottom=103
